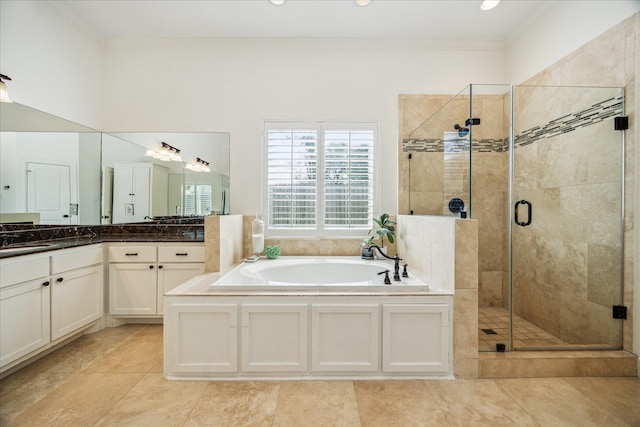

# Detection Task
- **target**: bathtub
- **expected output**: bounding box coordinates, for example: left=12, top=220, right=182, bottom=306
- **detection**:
left=166, top=256, right=453, bottom=380
left=209, top=256, right=431, bottom=292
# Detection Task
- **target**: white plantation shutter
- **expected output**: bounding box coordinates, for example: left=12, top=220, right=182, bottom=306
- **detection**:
left=197, top=184, right=212, bottom=215
left=184, top=183, right=213, bottom=216
left=265, top=122, right=377, bottom=237
left=266, top=126, right=318, bottom=231
left=323, top=126, right=375, bottom=230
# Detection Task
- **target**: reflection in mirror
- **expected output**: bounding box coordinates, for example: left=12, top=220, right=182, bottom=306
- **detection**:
left=102, top=132, right=230, bottom=224
left=0, top=102, right=101, bottom=225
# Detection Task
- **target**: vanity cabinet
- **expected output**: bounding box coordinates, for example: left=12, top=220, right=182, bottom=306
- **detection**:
left=112, top=163, right=169, bottom=223
left=50, top=245, right=104, bottom=340
left=109, top=244, right=204, bottom=316
left=0, top=245, right=104, bottom=371
left=0, top=254, right=51, bottom=368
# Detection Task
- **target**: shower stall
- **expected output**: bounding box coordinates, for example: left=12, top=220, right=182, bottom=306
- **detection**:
left=404, top=84, right=626, bottom=352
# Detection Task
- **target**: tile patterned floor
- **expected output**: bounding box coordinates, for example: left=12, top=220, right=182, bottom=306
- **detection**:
left=0, top=324, right=638, bottom=426
left=479, top=307, right=566, bottom=352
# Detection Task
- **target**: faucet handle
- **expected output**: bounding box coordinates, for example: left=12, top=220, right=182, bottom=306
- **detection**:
left=377, top=269, right=392, bottom=285
left=402, top=264, right=409, bottom=278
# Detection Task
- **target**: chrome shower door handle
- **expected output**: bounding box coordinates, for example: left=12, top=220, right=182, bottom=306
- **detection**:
left=515, top=200, right=532, bottom=226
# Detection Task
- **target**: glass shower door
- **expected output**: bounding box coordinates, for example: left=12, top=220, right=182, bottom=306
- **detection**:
left=510, top=85, right=625, bottom=350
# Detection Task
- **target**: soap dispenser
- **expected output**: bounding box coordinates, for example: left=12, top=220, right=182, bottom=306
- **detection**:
left=251, top=213, right=264, bottom=258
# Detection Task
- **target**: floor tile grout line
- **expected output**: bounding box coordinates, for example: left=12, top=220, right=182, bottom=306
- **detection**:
left=493, top=378, right=543, bottom=427
left=421, top=379, right=454, bottom=427
left=270, top=381, right=283, bottom=426
left=179, top=375, right=211, bottom=427
left=0, top=369, right=83, bottom=425
left=90, top=371, right=147, bottom=427
left=349, top=380, right=364, bottom=427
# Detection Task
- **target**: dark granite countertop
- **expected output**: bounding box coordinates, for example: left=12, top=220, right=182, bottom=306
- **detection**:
left=0, top=224, right=205, bottom=259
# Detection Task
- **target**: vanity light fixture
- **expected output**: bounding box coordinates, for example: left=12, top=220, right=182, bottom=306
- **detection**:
left=355, top=0, right=371, bottom=5
left=185, top=158, right=211, bottom=173
left=480, top=0, right=500, bottom=11
left=145, top=142, right=182, bottom=162
left=0, top=74, right=12, bottom=103
left=270, top=0, right=284, bottom=5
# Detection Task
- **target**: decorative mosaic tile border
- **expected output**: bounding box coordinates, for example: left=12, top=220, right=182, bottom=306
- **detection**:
left=403, top=95, right=624, bottom=153
left=403, top=138, right=505, bottom=153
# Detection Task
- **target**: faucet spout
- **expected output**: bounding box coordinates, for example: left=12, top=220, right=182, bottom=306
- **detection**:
left=369, top=245, right=402, bottom=281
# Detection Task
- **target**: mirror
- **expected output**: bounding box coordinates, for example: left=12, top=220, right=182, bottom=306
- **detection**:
left=0, top=102, right=101, bottom=225
left=101, top=132, right=230, bottom=224
left=0, top=102, right=231, bottom=226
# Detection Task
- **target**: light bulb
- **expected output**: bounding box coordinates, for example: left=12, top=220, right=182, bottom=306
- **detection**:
left=480, top=0, right=500, bottom=11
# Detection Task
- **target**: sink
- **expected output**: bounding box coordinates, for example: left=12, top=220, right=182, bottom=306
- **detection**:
left=0, top=244, right=54, bottom=253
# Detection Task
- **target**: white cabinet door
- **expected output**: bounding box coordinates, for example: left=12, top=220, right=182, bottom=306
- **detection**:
left=157, top=263, right=204, bottom=314
left=51, top=265, right=103, bottom=340
left=0, top=279, right=51, bottom=368
left=109, top=263, right=157, bottom=315
left=166, top=303, right=238, bottom=373
left=241, top=304, right=308, bottom=372
left=311, top=304, right=379, bottom=372
left=382, top=304, right=449, bottom=373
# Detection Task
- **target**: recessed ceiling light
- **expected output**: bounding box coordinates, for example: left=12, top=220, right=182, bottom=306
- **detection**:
left=480, top=0, right=500, bottom=11
left=270, top=0, right=285, bottom=5
left=356, top=0, right=371, bottom=5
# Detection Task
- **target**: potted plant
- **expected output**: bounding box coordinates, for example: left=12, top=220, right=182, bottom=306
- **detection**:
left=360, top=213, right=396, bottom=258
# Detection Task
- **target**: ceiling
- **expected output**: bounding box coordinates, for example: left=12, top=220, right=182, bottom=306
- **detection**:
left=52, top=0, right=556, bottom=42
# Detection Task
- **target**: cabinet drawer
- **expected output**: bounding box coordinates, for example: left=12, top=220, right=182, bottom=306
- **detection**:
left=109, top=245, right=157, bottom=263
left=158, top=246, right=204, bottom=263
left=0, top=254, right=49, bottom=288
left=51, top=245, right=103, bottom=274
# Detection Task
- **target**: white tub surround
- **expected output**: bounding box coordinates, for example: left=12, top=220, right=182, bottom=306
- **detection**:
left=164, top=257, right=453, bottom=380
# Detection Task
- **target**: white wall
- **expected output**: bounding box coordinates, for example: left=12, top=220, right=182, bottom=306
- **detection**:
left=100, top=39, right=507, bottom=214
left=0, top=1, right=103, bottom=129
left=506, top=0, right=640, bottom=84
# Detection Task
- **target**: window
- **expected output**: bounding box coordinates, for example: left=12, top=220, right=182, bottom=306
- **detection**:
left=184, top=183, right=212, bottom=216
left=264, top=122, right=377, bottom=237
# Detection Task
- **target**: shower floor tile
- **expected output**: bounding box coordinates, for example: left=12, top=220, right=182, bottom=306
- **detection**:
left=478, top=307, right=567, bottom=352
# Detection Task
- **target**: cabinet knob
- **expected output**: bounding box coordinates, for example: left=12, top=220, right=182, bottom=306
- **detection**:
left=42, top=281, right=50, bottom=287
left=149, top=265, right=154, bottom=269
left=158, top=265, right=163, bottom=269
left=56, top=277, right=64, bottom=282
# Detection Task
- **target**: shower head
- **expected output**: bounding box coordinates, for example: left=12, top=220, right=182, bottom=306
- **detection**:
left=454, top=124, right=469, bottom=137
